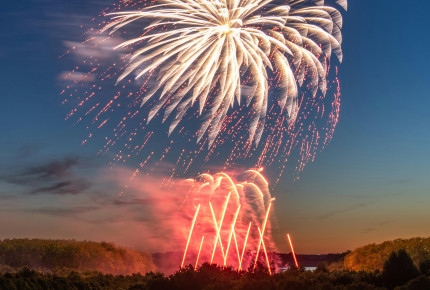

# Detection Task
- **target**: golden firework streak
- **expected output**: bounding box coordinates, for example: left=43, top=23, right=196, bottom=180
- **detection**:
left=287, top=233, right=299, bottom=268
left=237, top=222, right=252, bottom=271
left=253, top=202, right=272, bottom=270
left=224, top=205, right=241, bottom=266
left=258, top=226, right=272, bottom=275
left=181, top=204, right=201, bottom=268
left=209, top=192, right=231, bottom=262
left=195, top=235, right=205, bottom=270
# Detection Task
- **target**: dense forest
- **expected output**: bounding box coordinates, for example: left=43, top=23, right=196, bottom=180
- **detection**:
left=0, top=239, right=346, bottom=275
left=2, top=238, right=430, bottom=289
left=0, top=239, right=156, bottom=275
left=344, top=237, right=430, bottom=272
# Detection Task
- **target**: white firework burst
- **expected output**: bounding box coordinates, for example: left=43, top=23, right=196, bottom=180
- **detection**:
left=102, top=0, right=347, bottom=146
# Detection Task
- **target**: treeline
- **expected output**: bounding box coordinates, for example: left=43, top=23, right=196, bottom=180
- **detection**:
left=0, top=239, right=156, bottom=275
left=2, top=250, right=430, bottom=289
left=344, top=237, right=430, bottom=272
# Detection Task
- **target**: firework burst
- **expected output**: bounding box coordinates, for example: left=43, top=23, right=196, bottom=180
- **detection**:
left=61, top=0, right=347, bottom=181
left=102, top=0, right=346, bottom=146
left=180, top=170, right=276, bottom=271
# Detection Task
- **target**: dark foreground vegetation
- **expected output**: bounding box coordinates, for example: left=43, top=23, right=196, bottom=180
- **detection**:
left=2, top=238, right=430, bottom=289
left=1, top=249, right=430, bottom=290
left=152, top=251, right=347, bottom=274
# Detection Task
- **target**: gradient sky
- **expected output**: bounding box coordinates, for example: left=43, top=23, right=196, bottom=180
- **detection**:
left=1, top=0, right=429, bottom=254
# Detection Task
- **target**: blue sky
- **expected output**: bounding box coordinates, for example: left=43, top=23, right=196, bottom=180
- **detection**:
left=0, top=0, right=429, bottom=253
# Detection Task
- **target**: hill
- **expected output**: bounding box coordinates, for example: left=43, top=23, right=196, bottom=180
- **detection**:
left=344, top=237, right=430, bottom=271
left=0, top=239, right=156, bottom=275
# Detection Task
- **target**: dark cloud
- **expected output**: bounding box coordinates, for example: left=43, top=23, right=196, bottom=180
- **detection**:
left=30, top=180, right=89, bottom=195
left=0, top=157, right=91, bottom=195
left=23, top=157, right=79, bottom=178
left=93, top=197, right=158, bottom=207
left=25, top=206, right=98, bottom=217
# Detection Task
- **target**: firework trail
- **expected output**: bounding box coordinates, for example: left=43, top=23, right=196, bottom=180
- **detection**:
left=287, top=233, right=299, bottom=268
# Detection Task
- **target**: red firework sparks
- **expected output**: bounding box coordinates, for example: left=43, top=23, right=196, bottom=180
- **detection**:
left=180, top=170, right=275, bottom=272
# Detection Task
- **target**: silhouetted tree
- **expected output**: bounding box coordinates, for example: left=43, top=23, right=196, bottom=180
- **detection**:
left=382, top=249, right=419, bottom=288
left=419, top=259, right=430, bottom=276
left=396, top=275, right=430, bottom=290
left=315, top=262, right=329, bottom=273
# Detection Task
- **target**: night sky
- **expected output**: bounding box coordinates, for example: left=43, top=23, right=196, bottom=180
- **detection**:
left=1, top=0, right=429, bottom=254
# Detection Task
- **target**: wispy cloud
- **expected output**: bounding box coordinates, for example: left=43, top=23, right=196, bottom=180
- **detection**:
left=361, top=220, right=395, bottom=234
left=315, top=202, right=370, bottom=220
left=0, top=194, right=15, bottom=200
left=25, top=206, right=99, bottom=217
left=390, top=179, right=413, bottom=185
left=0, top=156, right=91, bottom=195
